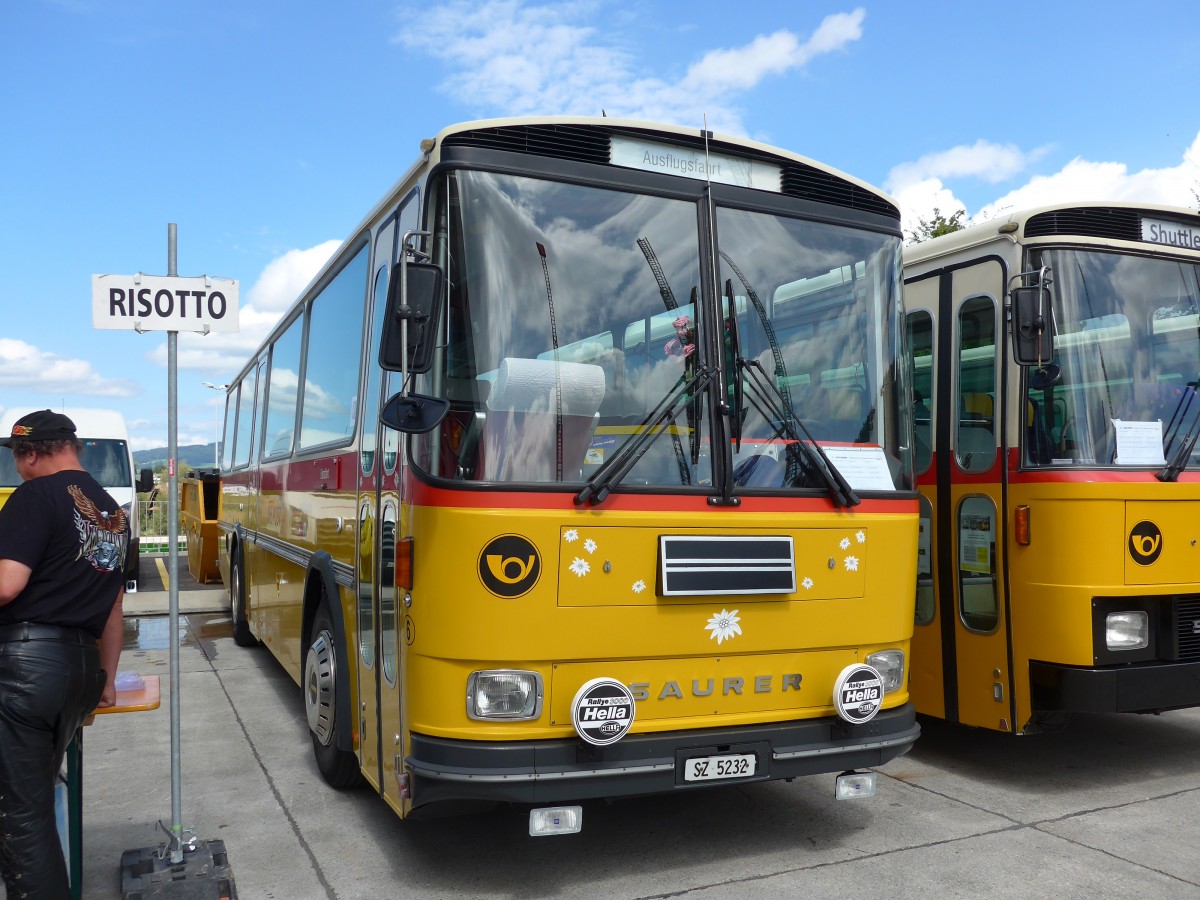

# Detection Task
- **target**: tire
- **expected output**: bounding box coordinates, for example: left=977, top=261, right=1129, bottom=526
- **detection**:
left=230, top=550, right=257, bottom=648
left=305, top=601, right=361, bottom=788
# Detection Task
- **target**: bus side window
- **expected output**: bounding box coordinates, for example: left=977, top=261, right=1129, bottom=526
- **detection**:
left=957, top=495, right=998, bottom=632
left=956, top=297, right=996, bottom=473
left=906, top=309, right=934, bottom=475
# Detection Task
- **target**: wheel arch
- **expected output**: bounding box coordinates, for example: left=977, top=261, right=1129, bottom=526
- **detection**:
left=304, top=550, right=355, bottom=754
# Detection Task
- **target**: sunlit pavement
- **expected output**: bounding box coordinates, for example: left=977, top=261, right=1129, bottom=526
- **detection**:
left=71, top=582, right=1200, bottom=899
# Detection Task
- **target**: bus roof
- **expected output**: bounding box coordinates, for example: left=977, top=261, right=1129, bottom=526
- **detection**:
left=904, top=201, right=1200, bottom=267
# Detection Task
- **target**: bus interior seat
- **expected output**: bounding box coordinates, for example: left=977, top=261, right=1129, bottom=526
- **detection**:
left=477, top=358, right=606, bottom=481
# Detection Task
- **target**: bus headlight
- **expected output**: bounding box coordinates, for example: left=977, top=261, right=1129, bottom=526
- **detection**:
left=467, top=670, right=543, bottom=720
left=866, top=650, right=905, bottom=694
left=1106, top=611, right=1149, bottom=651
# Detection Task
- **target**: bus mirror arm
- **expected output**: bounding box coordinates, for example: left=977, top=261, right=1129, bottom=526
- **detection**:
left=380, top=391, right=450, bottom=434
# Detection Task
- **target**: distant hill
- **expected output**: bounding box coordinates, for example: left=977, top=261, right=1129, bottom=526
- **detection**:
left=134, top=443, right=220, bottom=473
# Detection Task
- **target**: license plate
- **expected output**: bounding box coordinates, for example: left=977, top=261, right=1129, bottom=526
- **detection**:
left=683, top=753, right=757, bottom=782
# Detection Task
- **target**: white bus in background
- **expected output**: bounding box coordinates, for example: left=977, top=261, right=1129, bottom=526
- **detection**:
left=0, top=407, right=151, bottom=591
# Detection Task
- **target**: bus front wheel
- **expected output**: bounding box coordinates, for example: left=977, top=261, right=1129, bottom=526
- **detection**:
left=230, top=550, right=257, bottom=647
left=304, top=602, right=361, bottom=788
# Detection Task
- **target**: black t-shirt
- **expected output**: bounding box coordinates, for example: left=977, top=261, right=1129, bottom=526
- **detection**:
left=0, top=469, right=130, bottom=637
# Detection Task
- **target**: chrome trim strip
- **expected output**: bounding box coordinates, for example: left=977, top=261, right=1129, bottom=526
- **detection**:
left=772, top=732, right=916, bottom=761
left=240, top=530, right=355, bottom=589
left=408, top=762, right=675, bottom=784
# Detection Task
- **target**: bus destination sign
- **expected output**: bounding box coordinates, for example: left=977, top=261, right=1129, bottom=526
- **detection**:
left=91, top=273, right=240, bottom=333
left=611, top=136, right=782, bottom=193
left=1141, top=218, right=1200, bottom=251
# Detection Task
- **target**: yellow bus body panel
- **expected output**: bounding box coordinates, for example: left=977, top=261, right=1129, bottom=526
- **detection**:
left=403, top=502, right=916, bottom=742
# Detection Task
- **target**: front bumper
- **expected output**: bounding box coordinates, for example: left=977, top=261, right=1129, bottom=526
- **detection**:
left=407, top=703, right=918, bottom=808
left=1030, top=659, right=1200, bottom=714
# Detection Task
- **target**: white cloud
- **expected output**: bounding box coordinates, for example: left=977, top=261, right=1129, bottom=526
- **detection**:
left=886, top=140, right=1046, bottom=193
left=892, top=130, right=1200, bottom=238
left=394, top=3, right=866, bottom=135
left=0, top=337, right=141, bottom=398
left=976, top=131, right=1200, bottom=221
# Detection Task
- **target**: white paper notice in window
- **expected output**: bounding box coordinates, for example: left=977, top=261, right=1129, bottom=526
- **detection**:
left=823, top=446, right=895, bottom=491
left=1112, top=419, right=1166, bottom=466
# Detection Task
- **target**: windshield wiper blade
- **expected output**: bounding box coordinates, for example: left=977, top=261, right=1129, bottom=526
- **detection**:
left=575, top=366, right=715, bottom=506
left=737, top=357, right=860, bottom=507
left=1157, top=384, right=1200, bottom=481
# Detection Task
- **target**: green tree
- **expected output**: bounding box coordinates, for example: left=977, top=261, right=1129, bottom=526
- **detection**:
left=906, top=207, right=968, bottom=244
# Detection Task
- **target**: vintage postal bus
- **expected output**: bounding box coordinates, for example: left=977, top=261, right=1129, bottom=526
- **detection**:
left=904, top=202, right=1200, bottom=733
left=217, top=116, right=920, bottom=832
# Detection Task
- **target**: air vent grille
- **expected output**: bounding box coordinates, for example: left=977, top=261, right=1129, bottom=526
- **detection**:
left=1024, top=207, right=1141, bottom=241
left=781, top=164, right=898, bottom=217
left=1177, top=596, right=1200, bottom=661
left=442, top=124, right=611, bottom=165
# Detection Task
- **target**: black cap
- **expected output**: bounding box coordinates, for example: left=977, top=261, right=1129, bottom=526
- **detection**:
left=1, top=409, right=78, bottom=447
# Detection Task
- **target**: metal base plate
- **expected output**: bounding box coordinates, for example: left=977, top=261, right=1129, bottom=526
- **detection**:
left=120, top=839, right=236, bottom=899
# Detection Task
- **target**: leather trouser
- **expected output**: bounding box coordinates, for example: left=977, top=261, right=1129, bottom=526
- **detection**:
left=0, top=637, right=104, bottom=900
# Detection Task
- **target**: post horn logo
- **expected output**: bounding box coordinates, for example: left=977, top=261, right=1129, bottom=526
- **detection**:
left=1128, top=520, right=1163, bottom=566
left=478, top=534, right=541, bottom=598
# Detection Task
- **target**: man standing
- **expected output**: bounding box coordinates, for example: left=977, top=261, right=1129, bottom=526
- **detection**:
left=0, top=409, right=128, bottom=899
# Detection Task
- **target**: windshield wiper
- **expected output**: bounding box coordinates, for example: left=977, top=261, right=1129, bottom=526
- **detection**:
left=717, top=277, right=858, bottom=507
left=736, top=356, right=860, bottom=507
left=1157, top=382, right=1200, bottom=481
left=575, top=366, right=715, bottom=506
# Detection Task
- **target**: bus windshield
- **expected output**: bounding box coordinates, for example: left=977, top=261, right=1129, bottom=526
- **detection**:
left=413, top=168, right=905, bottom=490
left=1025, top=248, right=1200, bottom=468
left=0, top=438, right=131, bottom=488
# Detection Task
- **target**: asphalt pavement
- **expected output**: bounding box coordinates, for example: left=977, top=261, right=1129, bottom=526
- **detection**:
left=62, top=556, right=1200, bottom=899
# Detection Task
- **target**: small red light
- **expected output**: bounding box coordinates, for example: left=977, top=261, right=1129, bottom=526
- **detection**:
left=395, top=537, right=414, bottom=589
left=1014, top=505, right=1031, bottom=545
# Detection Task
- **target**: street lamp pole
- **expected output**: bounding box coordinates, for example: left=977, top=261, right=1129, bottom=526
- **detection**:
left=201, top=382, right=228, bottom=469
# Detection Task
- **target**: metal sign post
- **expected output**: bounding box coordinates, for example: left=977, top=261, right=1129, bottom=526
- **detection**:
left=94, top=225, right=240, bottom=893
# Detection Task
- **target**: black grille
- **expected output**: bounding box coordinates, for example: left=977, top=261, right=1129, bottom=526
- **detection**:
left=1024, top=207, right=1142, bottom=241
left=1177, top=596, right=1200, bottom=661
left=442, top=124, right=611, bottom=165
left=442, top=124, right=898, bottom=220
left=781, top=164, right=898, bottom=218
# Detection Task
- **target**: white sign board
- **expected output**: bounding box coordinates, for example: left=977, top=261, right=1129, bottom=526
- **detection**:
left=1141, top=218, right=1200, bottom=251
left=91, top=274, right=240, bottom=333
left=611, top=136, right=782, bottom=192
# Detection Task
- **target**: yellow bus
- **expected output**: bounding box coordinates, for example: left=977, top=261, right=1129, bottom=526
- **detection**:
left=903, top=202, right=1200, bottom=734
left=217, top=116, right=920, bottom=832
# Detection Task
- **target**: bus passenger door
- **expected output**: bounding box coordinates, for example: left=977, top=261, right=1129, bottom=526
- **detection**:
left=354, top=216, right=398, bottom=792
left=947, top=275, right=1013, bottom=732
left=905, top=304, right=944, bottom=716
left=908, top=267, right=1013, bottom=732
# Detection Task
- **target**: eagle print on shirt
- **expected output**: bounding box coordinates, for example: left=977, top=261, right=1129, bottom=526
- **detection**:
left=69, top=484, right=129, bottom=573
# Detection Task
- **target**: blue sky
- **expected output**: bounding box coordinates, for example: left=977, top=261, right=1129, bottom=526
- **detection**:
left=3, top=0, right=1199, bottom=451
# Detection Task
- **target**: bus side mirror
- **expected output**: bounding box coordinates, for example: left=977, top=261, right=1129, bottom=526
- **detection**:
left=379, top=261, right=443, bottom=374
left=1012, top=285, right=1055, bottom=366
left=379, top=392, right=449, bottom=434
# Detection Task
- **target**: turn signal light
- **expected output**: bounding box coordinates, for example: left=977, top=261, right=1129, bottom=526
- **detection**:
left=1014, top=505, right=1031, bottom=545
left=394, top=537, right=414, bottom=589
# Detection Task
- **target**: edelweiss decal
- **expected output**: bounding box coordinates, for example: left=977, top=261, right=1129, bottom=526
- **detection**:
left=798, top=529, right=867, bottom=593
left=69, top=484, right=128, bottom=573
left=705, top=609, right=742, bottom=645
